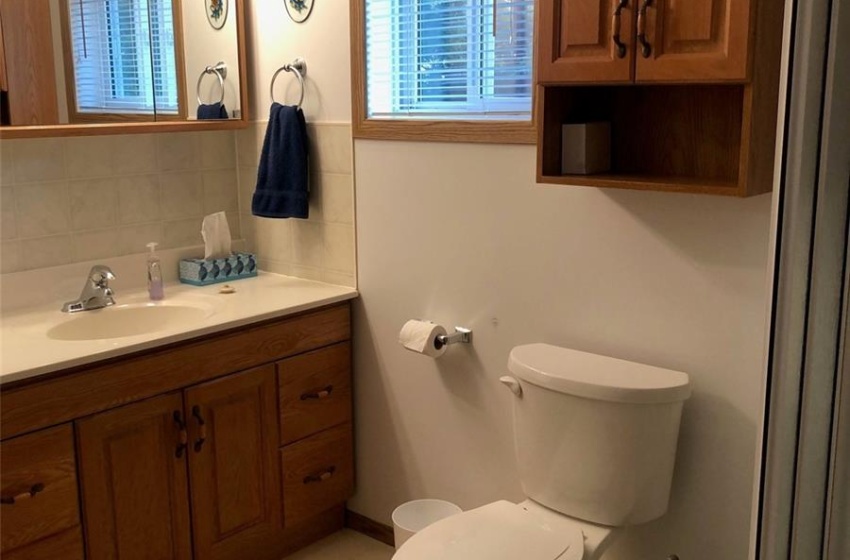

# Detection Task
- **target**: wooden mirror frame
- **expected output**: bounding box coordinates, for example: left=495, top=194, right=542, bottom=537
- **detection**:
left=0, top=0, right=249, bottom=139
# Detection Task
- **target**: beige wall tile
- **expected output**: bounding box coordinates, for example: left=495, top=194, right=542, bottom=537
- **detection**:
left=118, top=223, right=164, bottom=255
left=69, top=178, right=118, bottom=231
left=15, top=182, right=70, bottom=238
left=291, top=220, right=324, bottom=268
left=160, top=171, right=204, bottom=220
left=112, top=134, right=158, bottom=175
left=157, top=132, right=200, bottom=171
left=239, top=213, right=255, bottom=250
left=236, top=124, right=260, bottom=167
left=289, top=264, right=323, bottom=282
left=202, top=169, right=239, bottom=214
left=21, top=235, right=74, bottom=269
left=1, top=187, right=17, bottom=240
left=118, top=175, right=161, bottom=225
left=323, top=223, right=355, bottom=273
left=238, top=166, right=258, bottom=214
left=12, top=139, right=65, bottom=183
left=200, top=131, right=237, bottom=170
left=319, top=173, right=354, bottom=224
left=0, top=240, right=21, bottom=273
left=163, top=218, right=203, bottom=249
left=65, top=137, right=113, bottom=179
left=1, top=144, right=16, bottom=185
left=73, top=229, right=121, bottom=262
left=254, top=217, right=292, bottom=263
left=225, top=212, right=242, bottom=240
left=321, top=269, right=356, bottom=288
left=309, top=124, right=352, bottom=174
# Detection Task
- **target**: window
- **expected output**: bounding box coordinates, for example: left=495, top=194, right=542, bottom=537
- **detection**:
left=354, top=0, right=536, bottom=143
left=65, top=0, right=184, bottom=122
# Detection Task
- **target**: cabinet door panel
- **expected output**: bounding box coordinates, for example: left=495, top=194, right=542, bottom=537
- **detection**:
left=538, top=0, right=634, bottom=83
left=635, top=0, right=752, bottom=82
left=76, top=393, right=192, bottom=560
left=185, top=365, right=282, bottom=560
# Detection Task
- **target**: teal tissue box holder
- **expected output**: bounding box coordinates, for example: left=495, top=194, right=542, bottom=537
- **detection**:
left=179, top=252, right=257, bottom=286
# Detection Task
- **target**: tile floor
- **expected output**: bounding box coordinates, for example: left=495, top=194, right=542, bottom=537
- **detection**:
left=285, top=529, right=394, bottom=560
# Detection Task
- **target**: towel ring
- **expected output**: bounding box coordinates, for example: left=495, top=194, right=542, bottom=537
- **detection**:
left=196, top=62, right=227, bottom=106
left=270, top=58, right=307, bottom=108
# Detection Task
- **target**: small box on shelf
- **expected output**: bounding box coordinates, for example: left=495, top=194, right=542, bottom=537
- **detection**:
left=179, top=252, right=257, bottom=286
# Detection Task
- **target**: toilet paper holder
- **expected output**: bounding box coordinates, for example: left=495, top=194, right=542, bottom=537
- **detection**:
left=434, top=327, right=473, bottom=350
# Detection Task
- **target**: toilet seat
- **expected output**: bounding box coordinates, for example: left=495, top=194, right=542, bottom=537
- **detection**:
left=392, top=501, right=584, bottom=560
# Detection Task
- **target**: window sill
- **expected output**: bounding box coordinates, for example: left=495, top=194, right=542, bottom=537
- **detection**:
left=352, top=118, right=536, bottom=145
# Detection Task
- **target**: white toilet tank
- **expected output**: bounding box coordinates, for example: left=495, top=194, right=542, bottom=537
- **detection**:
left=505, top=344, right=691, bottom=527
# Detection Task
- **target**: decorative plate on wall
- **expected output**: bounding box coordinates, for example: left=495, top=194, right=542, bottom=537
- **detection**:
left=206, top=0, right=229, bottom=30
left=285, top=0, right=314, bottom=23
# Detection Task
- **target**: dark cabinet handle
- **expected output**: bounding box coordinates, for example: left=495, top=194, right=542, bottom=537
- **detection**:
left=303, top=466, right=336, bottom=484
left=637, top=0, right=653, bottom=58
left=1, top=483, right=45, bottom=505
left=612, top=0, right=628, bottom=59
left=300, top=385, right=334, bottom=400
left=174, top=410, right=188, bottom=458
left=192, top=405, right=207, bottom=453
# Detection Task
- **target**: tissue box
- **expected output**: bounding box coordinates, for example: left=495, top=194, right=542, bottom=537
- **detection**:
left=179, top=252, right=258, bottom=286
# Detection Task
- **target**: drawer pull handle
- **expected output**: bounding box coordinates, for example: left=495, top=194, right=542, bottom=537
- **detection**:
left=192, top=405, right=207, bottom=453
left=174, top=410, right=188, bottom=458
left=637, top=0, right=653, bottom=58
left=303, top=466, right=336, bottom=484
left=301, top=385, right=334, bottom=400
left=1, top=483, right=45, bottom=505
left=611, top=0, right=628, bottom=59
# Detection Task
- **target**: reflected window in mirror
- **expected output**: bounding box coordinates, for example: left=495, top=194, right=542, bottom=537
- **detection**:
left=63, top=0, right=187, bottom=123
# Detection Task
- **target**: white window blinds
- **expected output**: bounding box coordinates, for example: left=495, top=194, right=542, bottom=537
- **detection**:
left=365, top=0, right=534, bottom=120
left=67, top=0, right=180, bottom=116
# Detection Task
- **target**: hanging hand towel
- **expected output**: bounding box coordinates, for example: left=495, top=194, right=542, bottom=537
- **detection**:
left=197, top=102, right=229, bottom=120
left=252, top=103, right=310, bottom=219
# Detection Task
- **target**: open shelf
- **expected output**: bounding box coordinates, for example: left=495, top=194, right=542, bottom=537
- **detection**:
left=538, top=84, right=761, bottom=196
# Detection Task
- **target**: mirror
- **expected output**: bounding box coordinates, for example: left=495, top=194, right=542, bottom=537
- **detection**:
left=0, top=0, right=247, bottom=136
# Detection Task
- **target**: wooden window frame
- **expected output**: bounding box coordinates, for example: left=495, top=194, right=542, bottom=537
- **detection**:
left=59, top=0, right=188, bottom=124
left=350, top=0, right=537, bottom=145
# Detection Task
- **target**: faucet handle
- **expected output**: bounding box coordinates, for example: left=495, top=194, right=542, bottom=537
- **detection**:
left=89, top=265, right=116, bottom=285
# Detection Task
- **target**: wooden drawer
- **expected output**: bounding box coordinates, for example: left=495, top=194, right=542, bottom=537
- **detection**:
left=278, top=342, right=352, bottom=445
left=0, top=424, right=83, bottom=558
left=281, top=423, right=354, bottom=526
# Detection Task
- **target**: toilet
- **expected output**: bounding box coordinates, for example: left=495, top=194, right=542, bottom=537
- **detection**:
left=393, top=343, right=692, bottom=560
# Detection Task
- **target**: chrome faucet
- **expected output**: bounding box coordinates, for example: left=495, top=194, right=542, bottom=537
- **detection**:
left=61, top=265, right=117, bottom=313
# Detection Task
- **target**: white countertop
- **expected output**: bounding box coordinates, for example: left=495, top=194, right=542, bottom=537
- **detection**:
left=0, top=272, right=357, bottom=385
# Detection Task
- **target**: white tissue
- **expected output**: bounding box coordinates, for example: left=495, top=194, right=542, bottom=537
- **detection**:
left=202, top=212, right=232, bottom=259
left=399, top=320, right=447, bottom=358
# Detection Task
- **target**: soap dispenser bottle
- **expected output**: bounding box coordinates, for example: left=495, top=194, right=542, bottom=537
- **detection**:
left=146, top=242, right=164, bottom=301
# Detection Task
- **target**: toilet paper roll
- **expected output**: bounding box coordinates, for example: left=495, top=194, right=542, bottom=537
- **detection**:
left=399, top=320, right=447, bottom=358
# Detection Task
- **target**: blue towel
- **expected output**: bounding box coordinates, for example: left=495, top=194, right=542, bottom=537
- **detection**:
left=197, top=102, right=229, bottom=120
left=252, top=103, right=309, bottom=219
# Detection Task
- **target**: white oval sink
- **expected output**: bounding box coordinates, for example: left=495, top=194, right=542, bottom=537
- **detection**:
left=47, top=304, right=213, bottom=341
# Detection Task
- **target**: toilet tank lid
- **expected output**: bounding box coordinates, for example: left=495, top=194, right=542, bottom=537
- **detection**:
left=508, top=344, right=691, bottom=404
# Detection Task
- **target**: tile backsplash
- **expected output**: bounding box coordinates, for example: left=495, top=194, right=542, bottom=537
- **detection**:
left=237, top=121, right=356, bottom=288
left=0, top=131, right=241, bottom=273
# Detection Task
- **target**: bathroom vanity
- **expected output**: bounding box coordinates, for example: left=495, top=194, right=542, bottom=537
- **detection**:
left=0, top=285, right=355, bottom=560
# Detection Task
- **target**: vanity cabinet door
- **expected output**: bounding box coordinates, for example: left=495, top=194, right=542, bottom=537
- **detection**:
left=76, top=393, right=193, bottom=560
left=184, top=365, right=283, bottom=560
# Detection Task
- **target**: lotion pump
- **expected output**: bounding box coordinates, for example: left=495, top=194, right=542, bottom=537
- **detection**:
left=146, top=242, right=164, bottom=300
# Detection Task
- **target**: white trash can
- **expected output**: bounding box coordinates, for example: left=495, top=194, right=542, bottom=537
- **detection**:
left=391, top=499, right=462, bottom=550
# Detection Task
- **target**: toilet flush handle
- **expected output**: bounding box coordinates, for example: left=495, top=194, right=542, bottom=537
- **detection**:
left=499, top=376, right=523, bottom=397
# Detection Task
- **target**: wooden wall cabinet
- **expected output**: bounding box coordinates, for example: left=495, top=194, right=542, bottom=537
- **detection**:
left=536, top=0, right=785, bottom=196
left=0, top=303, right=354, bottom=560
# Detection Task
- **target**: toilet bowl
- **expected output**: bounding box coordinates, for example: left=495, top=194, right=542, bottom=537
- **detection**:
left=393, top=500, right=620, bottom=560
left=392, top=343, right=691, bottom=560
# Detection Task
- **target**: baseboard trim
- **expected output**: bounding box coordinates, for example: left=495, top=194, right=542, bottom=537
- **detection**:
left=345, top=509, right=395, bottom=547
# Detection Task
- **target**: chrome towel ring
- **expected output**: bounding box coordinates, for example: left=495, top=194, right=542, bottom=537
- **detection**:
left=196, top=62, right=227, bottom=106
left=270, top=58, right=307, bottom=108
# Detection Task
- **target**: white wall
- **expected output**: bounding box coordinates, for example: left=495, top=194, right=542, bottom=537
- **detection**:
left=181, top=0, right=241, bottom=118
left=350, top=140, right=773, bottom=560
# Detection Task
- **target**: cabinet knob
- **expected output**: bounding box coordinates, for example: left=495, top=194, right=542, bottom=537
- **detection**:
left=303, top=466, right=336, bottom=484
left=0, top=483, right=45, bottom=505
left=637, top=0, right=654, bottom=58
left=611, top=0, right=629, bottom=59
left=300, top=385, right=334, bottom=400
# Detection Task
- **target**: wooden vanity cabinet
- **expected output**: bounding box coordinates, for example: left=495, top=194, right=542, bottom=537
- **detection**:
left=0, top=302, right=354, bottom=560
